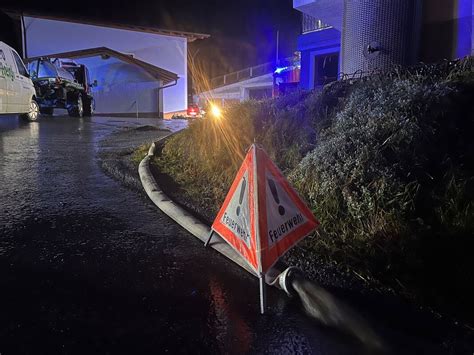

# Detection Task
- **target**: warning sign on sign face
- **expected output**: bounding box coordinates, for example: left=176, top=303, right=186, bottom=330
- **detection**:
left=265, top=170, right=309, bottom=247
left=220, top=171, right=251, bottom=248
left=210, top=144, right=319, bottom=275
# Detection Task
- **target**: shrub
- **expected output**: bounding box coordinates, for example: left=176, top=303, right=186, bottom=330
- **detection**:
left=155, top=57, right=474, bottom=318
left=155, top=91, right=319, bottom=217
left=290, top=59, right=474, bottom=315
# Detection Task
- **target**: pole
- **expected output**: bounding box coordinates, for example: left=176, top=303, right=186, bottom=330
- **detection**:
left=259, top=273, right=266, bottom=314
left=275, top=30, right=279, bottom=64
left=20, top=13, right=28, bottom=59
left=136, top=92, right=139, bottom=120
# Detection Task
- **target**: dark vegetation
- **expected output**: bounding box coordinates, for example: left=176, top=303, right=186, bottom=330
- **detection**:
left=153, top=58, right=474, bottom=322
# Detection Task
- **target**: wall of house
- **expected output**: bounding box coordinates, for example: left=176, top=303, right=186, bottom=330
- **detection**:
left=75, top=56, right=162, bottom=114
left=297, top=28, right=340, bottom=89
left=295, top=0, right=473, bottom=89
left=420, top=0, right=472, bottom=62
left=23, top=17, right=187, bottom=114
left=341, top=0, right=422, bottom=75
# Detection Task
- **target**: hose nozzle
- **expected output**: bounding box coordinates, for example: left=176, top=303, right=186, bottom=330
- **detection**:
left=268, top=266, right=303, bottom=297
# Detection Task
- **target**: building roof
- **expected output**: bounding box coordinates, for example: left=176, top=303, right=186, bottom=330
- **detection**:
left=3, top=9, right=210, bottom=42
left=25, top=47, right=179, bottom=84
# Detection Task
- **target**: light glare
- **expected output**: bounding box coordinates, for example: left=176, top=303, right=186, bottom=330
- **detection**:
left=211, top=104, right=222, bottom=119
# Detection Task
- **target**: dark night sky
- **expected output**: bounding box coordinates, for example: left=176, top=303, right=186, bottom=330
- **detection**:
left=2, top=0, right=301, bottom=77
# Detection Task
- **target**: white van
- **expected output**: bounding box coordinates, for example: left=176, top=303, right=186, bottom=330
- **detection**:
left=0, top=41, right=39, bottom=121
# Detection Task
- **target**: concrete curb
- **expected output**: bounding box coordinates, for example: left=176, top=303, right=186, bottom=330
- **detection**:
left=138, top=136, right=258, bottom=277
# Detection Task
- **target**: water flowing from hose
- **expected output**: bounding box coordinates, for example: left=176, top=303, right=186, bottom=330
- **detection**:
left=271, top=267, right=386, bottom=352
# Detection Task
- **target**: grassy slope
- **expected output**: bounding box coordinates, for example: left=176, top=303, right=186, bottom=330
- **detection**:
left=154, top=58, right=474, bottom=320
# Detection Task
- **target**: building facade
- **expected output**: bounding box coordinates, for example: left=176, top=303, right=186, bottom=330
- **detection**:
left=294, top=0, right=473, bottom=90
left=5, top=12, right=209, bottom=116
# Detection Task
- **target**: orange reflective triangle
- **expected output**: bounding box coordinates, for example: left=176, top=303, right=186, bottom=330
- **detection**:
left=212, top=147, right=258, bottom=271
left=211, top=144, right=319, bottom=274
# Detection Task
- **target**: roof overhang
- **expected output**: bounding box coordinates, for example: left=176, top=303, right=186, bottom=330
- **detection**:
left=25, top=47, right=179, bottom=84
left=3, top=9, right=210, bottom=42
left=293, top=0, right=343, bottom=30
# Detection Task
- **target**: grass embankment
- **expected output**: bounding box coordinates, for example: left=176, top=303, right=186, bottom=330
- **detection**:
left=131, top=144, right=150, bottom=165
left=153, top=58, right=474, bottom=320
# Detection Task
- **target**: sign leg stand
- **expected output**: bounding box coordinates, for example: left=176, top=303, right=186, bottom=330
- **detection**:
left=204, top=230, right=213, bottom=248
left=259, top=273, right=266, bottom=314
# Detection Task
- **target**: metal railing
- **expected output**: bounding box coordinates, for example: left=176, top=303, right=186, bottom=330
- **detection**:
left=209, top=55, right=302, bottom=90
left=302, top=14, right=332, bottom=34
left=210, top=61, right=275, bottom=89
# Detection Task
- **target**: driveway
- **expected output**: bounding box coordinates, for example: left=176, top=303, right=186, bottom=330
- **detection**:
left=0, top=114, right=364, bottom=354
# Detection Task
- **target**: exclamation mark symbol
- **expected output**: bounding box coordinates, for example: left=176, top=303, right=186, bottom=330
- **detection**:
left=236, top=177, right=246, bottom=216
left=268, top=178, right=285, bottom=216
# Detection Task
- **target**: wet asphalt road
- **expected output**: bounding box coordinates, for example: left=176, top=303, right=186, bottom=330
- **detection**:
left=0, top=114, right=368, bottom=354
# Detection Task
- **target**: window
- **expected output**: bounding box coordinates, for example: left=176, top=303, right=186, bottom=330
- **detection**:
left=29, top=60, right=57, bottom=79
left=314, top=53, right=339, bottom=87
left=57, top=67, right=75, bottom=82
left=0, top=49, right=6, bottom=62
left=11, top=50, right=28, bottom=77
left=64, top=66, right=85, bottom=84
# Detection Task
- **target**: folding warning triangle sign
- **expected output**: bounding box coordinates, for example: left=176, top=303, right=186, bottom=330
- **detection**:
left=211, top=144, right=319, bottom=275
